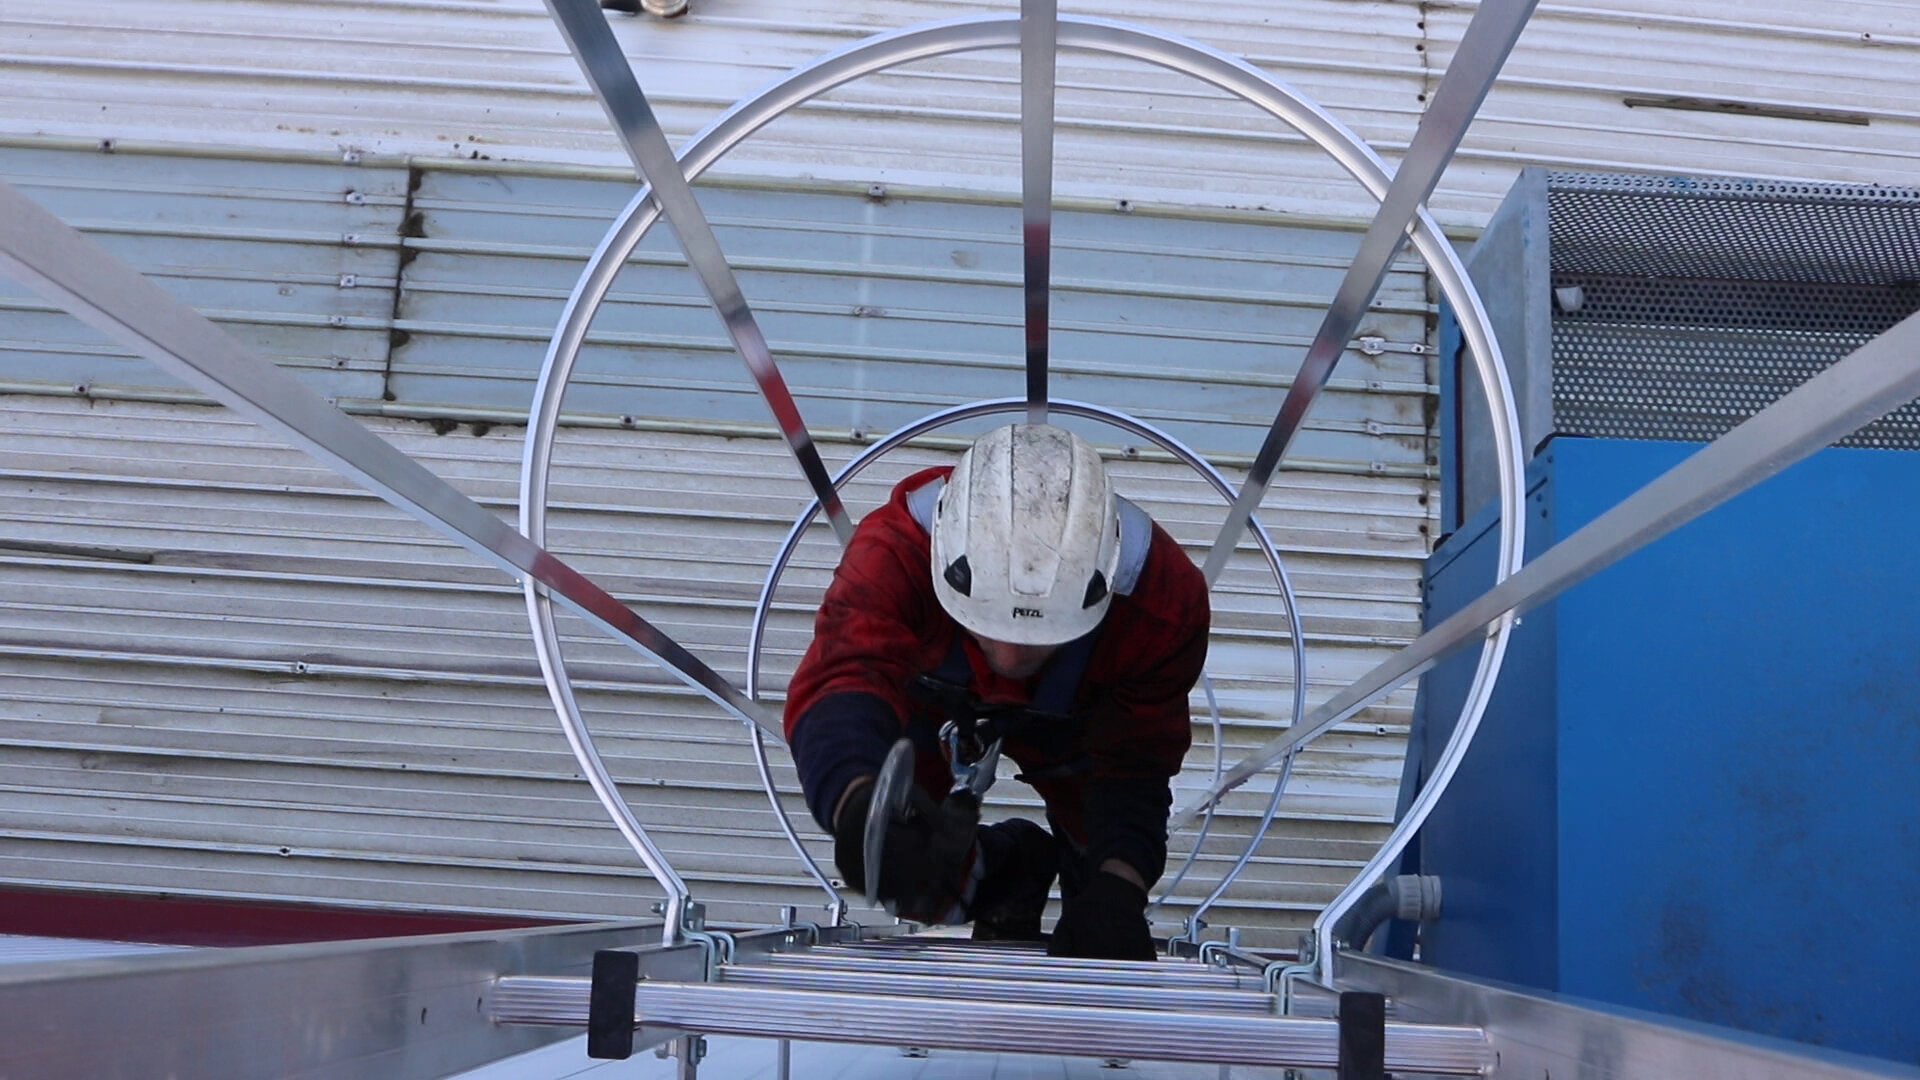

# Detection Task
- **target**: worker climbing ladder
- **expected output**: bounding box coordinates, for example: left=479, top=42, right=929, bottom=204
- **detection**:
left=1, top=0, right=1917, bottom=1077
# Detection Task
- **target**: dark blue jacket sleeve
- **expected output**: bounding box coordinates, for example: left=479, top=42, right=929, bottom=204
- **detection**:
left=790, top=690, right=899, bottom=831
left=1083, top=776, right=1173, bottom=886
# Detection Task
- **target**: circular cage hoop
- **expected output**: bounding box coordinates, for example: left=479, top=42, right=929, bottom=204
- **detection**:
left=518, top=14, right=1526, bottom=975
left=738, top=397, right=1309, bottom=920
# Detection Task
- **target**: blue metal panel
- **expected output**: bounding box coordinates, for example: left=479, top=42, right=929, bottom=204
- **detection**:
left=1412, top=436, right=1920, bottom=1064
left=1549, top=438, right=1920, bottom=1063
left=1415, top=463, right=1561, bottom=988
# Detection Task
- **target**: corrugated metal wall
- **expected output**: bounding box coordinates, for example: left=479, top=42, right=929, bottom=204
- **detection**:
left=3, top=0, right=1910, bottom=943
left=4, top=1, right=1913, bottom=224
left=0, top=143, right=1430, bottom=941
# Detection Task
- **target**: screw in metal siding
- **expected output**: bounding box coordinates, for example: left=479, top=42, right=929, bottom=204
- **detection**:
left=344, top=190, right=366, bottom=206
left=1357, top=335, right=1386, bottom=356
left=1115, top=199, right=1134, bottom=213
left=327, top=314, right=348, bottom=327
left=72, top=382, right=89, bottom=396
left=291, top=661, right=309, bottom=674
left=338, top=274, right=358, bottom=288
left=341, top=148, right=363, bottom=164
left=342, top=233, right=362, bottom=245
left=1365, top=419, right=1384, bottom=435
left=866, top=182, right=887, bottom=200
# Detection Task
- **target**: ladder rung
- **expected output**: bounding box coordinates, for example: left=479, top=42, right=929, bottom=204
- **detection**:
left=718, top=964, right=1278, bottom=1014
left=491, top=977, right=1493, bottom=1074
left=753, top=950, right=1259, bottom=988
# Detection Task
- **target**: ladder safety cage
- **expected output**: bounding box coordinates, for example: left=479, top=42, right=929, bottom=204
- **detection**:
left=4, top=0, right=1917, bottom=1077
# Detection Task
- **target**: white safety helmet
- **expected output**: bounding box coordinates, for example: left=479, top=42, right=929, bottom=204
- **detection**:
left=930, top=424, right=1123, bottom=646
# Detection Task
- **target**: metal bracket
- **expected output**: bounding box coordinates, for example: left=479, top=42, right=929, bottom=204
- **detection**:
left=689, top=928, right=735, bottom=966
left=645, top=900, right=722, bottom=977
left=778, top=905, right=823, bottom=947
left=1165, top=914, right=1207, bottom=957
left=1196, top=927, right=1242, bottom=966
left=1267, top=931, right=1323, bottom=1012
left=939, top=720, right=1002, bottom=798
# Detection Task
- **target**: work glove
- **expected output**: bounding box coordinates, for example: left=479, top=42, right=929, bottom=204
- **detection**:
left=1048, top=870, right=1155, bottom=961
left=833, top=782, right=980, bottom=923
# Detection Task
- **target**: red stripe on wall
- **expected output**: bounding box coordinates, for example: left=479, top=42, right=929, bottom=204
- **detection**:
left=0, top=885, right=567, bottom=948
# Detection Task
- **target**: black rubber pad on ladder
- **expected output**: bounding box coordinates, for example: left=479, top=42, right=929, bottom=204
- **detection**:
left=587, top=949, right=640, bottom=1060
left=1338, top=990, right=1387, bottom=1080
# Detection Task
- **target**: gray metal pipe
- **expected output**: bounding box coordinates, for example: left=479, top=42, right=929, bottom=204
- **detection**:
left=1332, top=874, right=1442, bottom=952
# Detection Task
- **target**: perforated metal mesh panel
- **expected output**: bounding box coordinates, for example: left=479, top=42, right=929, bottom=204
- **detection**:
left=1544, top=172, right=1920, bottom=449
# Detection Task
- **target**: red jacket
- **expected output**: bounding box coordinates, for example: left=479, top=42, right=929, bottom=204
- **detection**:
left=784, top=466, right=1208, bottom=885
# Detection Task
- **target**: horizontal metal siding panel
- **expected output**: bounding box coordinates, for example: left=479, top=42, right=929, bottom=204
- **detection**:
left=0, top=0, right=1431, bottom=222
left=392, top=167, right=1433, bottom=467
left=6, top=1, right=1914, bottom=228
left=5, top=143, right=1431, bottom=474
left=0, top=145, right=405, bottom=400
left=0, top=935, right=189, bottom=964
left=0, top=395, right=1426, bottom=941
left=1430, top=1, right=1920, bottom=218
